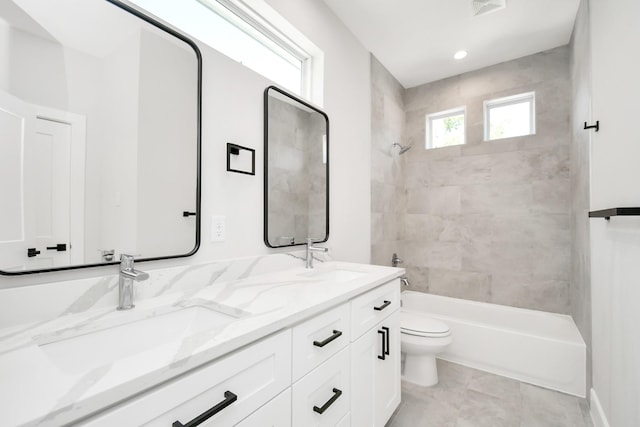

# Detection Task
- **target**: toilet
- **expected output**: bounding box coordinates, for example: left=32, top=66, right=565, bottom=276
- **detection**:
left=400, top=310, right=452, bottom=387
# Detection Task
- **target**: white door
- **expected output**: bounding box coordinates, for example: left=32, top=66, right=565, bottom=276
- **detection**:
left=28, top=117, right=73, bottom=268
left=0, top=91, right=85, bottom=272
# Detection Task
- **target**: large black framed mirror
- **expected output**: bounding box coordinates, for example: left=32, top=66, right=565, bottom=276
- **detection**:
left=0, top=0, right=201, bottom=275
left=264, top=86, right=329, bottom=248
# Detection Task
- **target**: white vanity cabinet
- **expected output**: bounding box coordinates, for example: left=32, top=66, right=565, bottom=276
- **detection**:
left=78, top=330, right=292, bottom=427
left=350, top=280, right=401, bottom=427
left=76, top=279, right=401, bottom=427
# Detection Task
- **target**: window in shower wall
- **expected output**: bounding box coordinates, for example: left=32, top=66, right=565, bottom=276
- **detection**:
left=426, top=107, right=466, bottom=149
left=484, top=92, right=536, bottom=141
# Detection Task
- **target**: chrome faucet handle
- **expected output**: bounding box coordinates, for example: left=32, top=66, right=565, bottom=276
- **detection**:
left=117, top=254, right=148, bottom=311
left=305, top=238, right=328, bottom=269
left=392, top=253, right=403, bottom=267
left=119, top=253, right=141, bottom=269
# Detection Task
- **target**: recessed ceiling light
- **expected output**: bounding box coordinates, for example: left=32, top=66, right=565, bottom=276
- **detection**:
left=454, top=50, right=468, bottom=60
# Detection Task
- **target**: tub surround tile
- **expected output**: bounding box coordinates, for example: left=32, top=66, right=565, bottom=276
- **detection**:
left=426, top=269, right=492, bottom=303
left=371, top=55, right=405, bottom=266
left=374, top=46, right=573, bottom=315
left=0, top=254, right=403, bottom=426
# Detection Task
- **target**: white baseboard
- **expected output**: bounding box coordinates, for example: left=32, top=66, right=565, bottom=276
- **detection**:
left=590, top=388, right=610, bottom=427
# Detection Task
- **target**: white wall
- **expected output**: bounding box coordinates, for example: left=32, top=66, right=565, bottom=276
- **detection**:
left=0, top=0, right=372, bottom=287
left=589, top=0, right=640, bottom=425
left=265, top=0, right=372, bottom=264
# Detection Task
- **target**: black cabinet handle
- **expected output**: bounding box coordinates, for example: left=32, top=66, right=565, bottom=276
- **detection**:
left=173, top=391, right=237, bottom=427
left=313, top=388, right=342, bottom=414
left=377, top=329, right=386, bottom=360
left=183, top=211, right=197, bottom=217
left=27, top=248, right=40, bottom=258
left=46, top=243, right=67, bottom=252
left=373, top=300, right=391, bottom=311
left=382, top=326, right=390, bottom=356
left=313, top=330, right=342, bottom=347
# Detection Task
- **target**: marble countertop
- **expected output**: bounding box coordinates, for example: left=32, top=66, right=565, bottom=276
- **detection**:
left=0, top=261, right=403, bottom=426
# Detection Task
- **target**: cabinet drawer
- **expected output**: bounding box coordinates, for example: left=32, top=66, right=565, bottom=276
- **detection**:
left=80, top=330, right=291, bottom=427
left=350, top=279, right=400, bottom=340
left=292, top=346, right=350, bottom=427
left=292, top=302, right=350, bottom=381
left=235, top=388, right=291, bottom=427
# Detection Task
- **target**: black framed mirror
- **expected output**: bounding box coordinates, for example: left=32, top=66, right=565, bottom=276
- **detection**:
left=0, top=0, right=201, bottom=275
left=264, top=86, right=329, bottom=248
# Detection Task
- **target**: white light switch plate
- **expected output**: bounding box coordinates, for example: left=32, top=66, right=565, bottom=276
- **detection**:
left=211, top=215, right=226, bottom=242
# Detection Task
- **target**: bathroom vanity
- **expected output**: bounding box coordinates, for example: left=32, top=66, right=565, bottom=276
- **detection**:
left=0, top=259, right=402, bottom=426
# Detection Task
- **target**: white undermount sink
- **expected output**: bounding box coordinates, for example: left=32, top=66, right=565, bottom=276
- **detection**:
left=39, top=306, right=239, bottom=374
left=300, top=269, right=367, bottom=282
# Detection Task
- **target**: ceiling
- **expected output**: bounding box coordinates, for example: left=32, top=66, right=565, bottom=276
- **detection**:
left=321, top=0, right=581, bottom=88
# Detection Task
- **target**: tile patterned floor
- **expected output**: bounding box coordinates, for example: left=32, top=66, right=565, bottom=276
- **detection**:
left=387, top=360, right=593, bottom=427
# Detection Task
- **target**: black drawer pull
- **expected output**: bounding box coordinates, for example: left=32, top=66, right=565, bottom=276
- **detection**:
left=313, top=388, right=342, bottom=414
left=27, top=248, right=40, bottom=257
left=173, top=391, right=237, bottom=427
left=378, top=329, right=386, bottom=360
left=183, top=211, right=197, bottom=217
left=313, top=330, right=342, bottom=347
left=46, top=243, right=67, bottom=252
left=373, top=300, right=391, bottom=311
left=382, top=326, right=390, bottom=356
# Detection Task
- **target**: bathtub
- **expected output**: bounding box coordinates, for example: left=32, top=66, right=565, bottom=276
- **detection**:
left=401, top=291, right=586, bottom=397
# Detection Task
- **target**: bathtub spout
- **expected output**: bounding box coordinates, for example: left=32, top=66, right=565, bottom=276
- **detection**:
left=400, top=276, right=410, bottom=287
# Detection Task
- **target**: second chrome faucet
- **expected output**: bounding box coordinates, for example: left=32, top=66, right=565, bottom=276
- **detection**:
left=306, top=238, right=328, bottom=269
left=118, top=254, right=149, bottom=310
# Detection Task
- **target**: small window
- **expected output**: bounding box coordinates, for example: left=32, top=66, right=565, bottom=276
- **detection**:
left=130, top=0, right=318, bottom=98
left=484, top=92, right=535, bottom=141
left=426, top=107, right=466, bottom=149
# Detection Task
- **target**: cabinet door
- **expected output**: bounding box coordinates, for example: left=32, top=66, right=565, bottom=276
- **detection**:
left=350, top=310, right=400, bottom=427
left=350, top=322, right=378, bottom=427
left=375, top=310, right=401, bottom=426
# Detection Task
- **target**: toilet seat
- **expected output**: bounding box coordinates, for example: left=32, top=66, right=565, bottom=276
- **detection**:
left=401, top=311, right=451, bottom=338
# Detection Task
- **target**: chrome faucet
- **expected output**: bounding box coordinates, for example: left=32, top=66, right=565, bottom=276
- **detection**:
left=117, top=254, right=149, bottom=310
left=392, top=253, right=403, bottom=267
left=306, top=238, right=328, bottom=269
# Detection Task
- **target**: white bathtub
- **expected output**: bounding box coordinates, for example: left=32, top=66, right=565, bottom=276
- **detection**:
left=401, top=291, right=586, bottom=397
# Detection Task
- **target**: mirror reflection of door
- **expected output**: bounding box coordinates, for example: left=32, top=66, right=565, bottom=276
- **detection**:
left=0, top=91, right=85, bottom=272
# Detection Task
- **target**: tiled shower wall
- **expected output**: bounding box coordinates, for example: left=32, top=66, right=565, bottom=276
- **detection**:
left=372, top=47, right=574, bottom=314
left=371, top=56, right=406, bottom=266
left=570, top=0, right=592, bottom=392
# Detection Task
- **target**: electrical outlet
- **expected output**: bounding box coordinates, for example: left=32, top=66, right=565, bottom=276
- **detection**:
left=211, top=215, right=226, bottom=242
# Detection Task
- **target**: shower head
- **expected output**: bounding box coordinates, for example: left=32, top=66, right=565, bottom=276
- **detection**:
left=392, top=142, right=412, bottom=155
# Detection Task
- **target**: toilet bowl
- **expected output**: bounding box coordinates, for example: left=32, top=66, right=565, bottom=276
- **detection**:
left=400, top=311, right=452, bottom=387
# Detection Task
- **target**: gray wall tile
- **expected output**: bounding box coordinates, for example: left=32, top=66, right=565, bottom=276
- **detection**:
left=372, top=46, right=574, bottom=314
